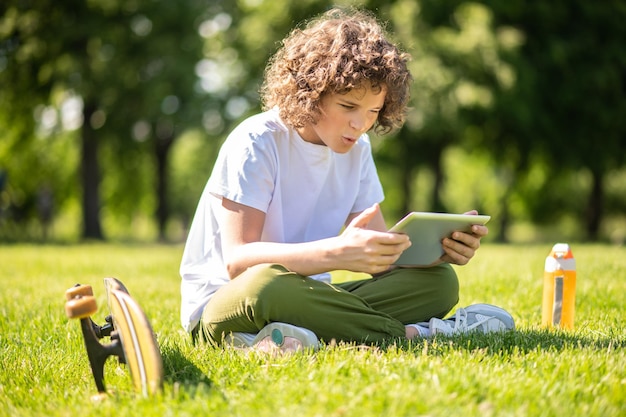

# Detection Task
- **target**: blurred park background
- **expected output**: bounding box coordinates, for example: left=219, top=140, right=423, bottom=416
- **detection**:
left=1, top=0, right=625, bottom=245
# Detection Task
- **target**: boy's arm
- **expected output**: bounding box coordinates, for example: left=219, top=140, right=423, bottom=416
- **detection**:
left=219, top=199, right=410, bottom=279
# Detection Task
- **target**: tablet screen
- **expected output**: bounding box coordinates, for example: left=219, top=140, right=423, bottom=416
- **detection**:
left=389, top=212, right=491, bottom=266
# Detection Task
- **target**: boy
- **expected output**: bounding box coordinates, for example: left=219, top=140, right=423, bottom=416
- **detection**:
left=180, top=8, right=514, bottom=353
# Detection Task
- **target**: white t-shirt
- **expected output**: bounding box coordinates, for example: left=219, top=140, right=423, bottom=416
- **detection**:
left=179, top=108, right=385, bottom=332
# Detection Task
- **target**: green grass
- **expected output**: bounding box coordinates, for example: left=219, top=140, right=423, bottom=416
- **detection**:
left=1, top=243, right=625, bottom=416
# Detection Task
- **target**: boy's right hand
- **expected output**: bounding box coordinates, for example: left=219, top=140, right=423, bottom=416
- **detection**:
left=336, top=204, right=411, bottom=275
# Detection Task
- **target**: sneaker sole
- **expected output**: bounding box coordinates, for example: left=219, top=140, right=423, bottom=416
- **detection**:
left=252, top=322, right=320, bottom=351
left=223, top=332, right=256, bottom=348
left=464, top=303, right=515, bottom=330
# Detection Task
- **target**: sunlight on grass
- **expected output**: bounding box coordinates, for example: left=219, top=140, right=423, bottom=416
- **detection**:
left=1, top=243, right=625, bottom=416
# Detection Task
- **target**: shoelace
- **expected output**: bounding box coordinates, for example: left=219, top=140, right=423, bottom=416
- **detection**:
left=447, top=307, right=492, bottom=333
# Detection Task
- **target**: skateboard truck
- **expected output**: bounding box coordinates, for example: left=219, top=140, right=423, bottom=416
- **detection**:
left=78, top=315, right=126, bottom=393
left=65, top=280, right=163, bottom=397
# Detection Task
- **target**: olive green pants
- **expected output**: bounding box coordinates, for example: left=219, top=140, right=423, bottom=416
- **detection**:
left=199, top=263, right=459, bottom=345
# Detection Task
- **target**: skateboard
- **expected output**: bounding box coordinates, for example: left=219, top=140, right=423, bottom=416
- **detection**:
left=65, top=277, right=163, bottom=397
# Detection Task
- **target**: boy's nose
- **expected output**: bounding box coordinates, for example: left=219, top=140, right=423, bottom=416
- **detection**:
left=350, top=115, right=365, bottom=132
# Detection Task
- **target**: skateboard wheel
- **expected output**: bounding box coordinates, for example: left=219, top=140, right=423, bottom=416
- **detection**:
left=90, top=392, right=109, bottom=402
left=65, top=295, right=97, bottom=319
left=65, top=284, right=94, bottom=301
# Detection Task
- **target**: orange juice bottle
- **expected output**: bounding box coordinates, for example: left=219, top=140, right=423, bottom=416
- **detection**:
left=542, top=243, right=576, bottom=329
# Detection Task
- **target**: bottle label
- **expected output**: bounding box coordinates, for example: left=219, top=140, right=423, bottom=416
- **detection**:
left=552, top=276, right=564, bottom=325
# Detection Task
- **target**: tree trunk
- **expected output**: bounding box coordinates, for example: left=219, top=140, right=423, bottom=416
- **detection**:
left=154, top=133, right=174, bottom=241
left=398, top=136, right=413, bottom=216
left=80, top=102, right=104, bottom=240
left=585, top=169, right=604, bottom=241
left=398, top=163, right=411, bottom=216
left=496, top=192, right=511, bottom=243
left=430, top=146, right=446, bottom=213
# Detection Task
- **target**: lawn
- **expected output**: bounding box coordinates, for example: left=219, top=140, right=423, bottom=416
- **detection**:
left=1, top=243, right=624, bottom=416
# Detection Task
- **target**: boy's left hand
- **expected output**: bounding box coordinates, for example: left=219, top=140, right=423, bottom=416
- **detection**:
left=440, top=210, right=488, bottom=266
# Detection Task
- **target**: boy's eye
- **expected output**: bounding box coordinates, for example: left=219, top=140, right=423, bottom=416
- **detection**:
left=339, top=104, right=354, bottom=109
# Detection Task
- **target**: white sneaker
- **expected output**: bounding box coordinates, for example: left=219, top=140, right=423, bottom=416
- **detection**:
left=428, top=303, right=515, bottom=336
left=224, top=322, right=320, bottom=353
left=223, top=331, right=257, bottom=347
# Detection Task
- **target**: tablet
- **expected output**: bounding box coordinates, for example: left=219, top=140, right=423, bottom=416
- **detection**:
left=389, top=212, right=491, bottom=266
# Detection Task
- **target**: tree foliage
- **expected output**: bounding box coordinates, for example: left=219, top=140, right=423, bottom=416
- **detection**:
left=417, top=0, right=626, bottom=240
left=1, top=0, right=206, bottom=240
left=1, top=0, right=625, bottom=242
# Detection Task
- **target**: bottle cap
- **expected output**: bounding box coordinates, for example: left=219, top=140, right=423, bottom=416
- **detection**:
left=550, top=243, right=573, bottom=259
left=545, top=243, right=575, bottom=271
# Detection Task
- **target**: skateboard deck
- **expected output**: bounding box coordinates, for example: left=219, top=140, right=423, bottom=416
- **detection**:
left=65, top=277, right=163, bottom=397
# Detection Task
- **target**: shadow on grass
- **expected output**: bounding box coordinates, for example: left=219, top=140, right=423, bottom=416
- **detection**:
left=494, top=328, right=624, bottom=352
left=157, top=328, right=624, bottom=377
left=388, top=327, right=626, bottom=356
left=160, top=342, right=212, bottom=387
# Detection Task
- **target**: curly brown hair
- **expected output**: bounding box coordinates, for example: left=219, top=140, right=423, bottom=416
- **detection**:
left=260, top=8, right=412, bottom=135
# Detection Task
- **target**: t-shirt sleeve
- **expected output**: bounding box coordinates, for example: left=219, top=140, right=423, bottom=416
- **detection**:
left=207, top=130, right=277, bottom=213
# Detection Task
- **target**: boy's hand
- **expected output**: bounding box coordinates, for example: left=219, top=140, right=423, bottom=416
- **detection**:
left=337, top=204, right=411, bottom=274
left=440, top=210, right=488, bottom=265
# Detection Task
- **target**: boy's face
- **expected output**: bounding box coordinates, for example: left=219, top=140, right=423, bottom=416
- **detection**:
left=297, top=84, right=386, bottom=154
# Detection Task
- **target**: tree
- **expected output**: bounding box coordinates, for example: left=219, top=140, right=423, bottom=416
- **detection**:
left=492, top=0, right=626, bottom=240
left=367, top=0, right=500, bottom=220
left=0, top=0, right=206, bottom=240
left=419, top=0, right=626, bottom=240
